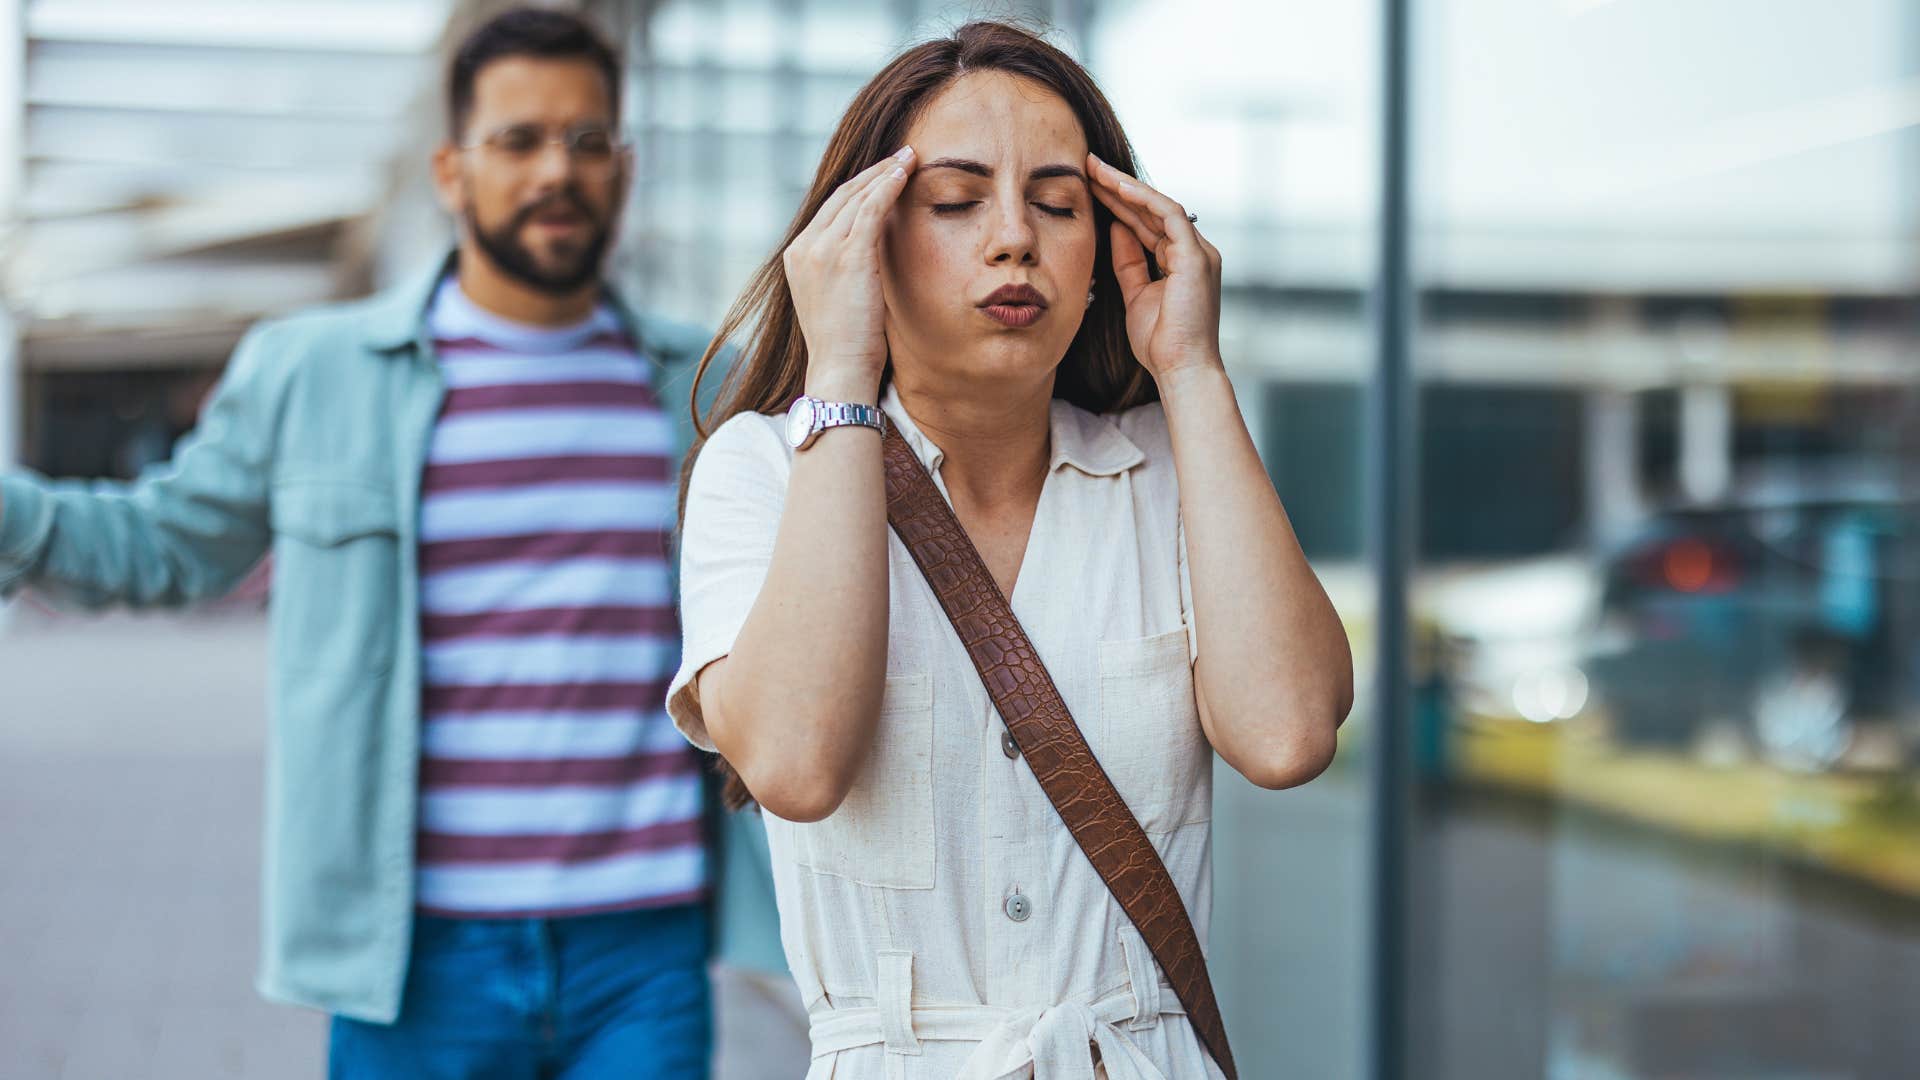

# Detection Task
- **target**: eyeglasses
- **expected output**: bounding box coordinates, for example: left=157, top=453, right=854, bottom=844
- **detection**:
left=460, top=123, right=626, bottom=169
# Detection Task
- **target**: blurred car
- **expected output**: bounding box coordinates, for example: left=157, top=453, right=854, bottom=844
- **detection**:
left=1420, top=556, right=1599, bottom=728
left=1583, top=475, right=1919, bottom=770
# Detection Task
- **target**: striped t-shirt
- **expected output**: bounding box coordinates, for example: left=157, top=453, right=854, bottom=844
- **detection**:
left=414, top=275, right=706, bottom=918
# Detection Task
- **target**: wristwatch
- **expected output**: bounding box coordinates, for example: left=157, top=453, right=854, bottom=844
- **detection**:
left=785, top=395, right=886, bottom=451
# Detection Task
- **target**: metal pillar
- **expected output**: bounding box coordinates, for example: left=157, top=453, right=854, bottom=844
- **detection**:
left=1366, top=0, right=1415, bottom=1075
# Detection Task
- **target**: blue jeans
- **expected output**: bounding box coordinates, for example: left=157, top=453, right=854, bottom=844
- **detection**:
left=329, top=903, right=712, bottom=1079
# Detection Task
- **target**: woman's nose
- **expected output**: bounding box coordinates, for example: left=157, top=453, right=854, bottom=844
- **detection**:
left=986, top=200, right=1038, bottom=265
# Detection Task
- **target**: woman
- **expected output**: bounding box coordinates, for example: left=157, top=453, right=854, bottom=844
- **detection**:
left=669, top=21, right=1352, bottom=1079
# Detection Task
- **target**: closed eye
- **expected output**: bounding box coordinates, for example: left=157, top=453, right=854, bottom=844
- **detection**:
left=930, top=201, right=1077, bottom=219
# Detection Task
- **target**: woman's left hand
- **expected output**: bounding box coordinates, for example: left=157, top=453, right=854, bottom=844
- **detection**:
left=1088, top=153, right=1223, bottom=380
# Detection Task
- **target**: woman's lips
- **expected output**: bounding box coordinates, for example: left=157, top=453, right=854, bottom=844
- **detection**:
left=978, top=286, right=1048, bottom=328
left=981, top=303, right=1046, bottom=328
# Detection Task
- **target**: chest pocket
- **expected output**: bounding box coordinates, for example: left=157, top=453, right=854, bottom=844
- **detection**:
left=793, top=673, right=936, bottom=889
left=269, top=479, right=401, bottom=672
left=1098, top=628, right=1212, bottom=833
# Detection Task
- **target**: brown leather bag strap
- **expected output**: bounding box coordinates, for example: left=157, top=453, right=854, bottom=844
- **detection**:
left=879, top=424, right=1238, bottom=1080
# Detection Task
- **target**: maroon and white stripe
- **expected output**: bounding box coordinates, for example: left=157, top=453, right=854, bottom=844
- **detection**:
left=415, top=277, right=705, bottom=919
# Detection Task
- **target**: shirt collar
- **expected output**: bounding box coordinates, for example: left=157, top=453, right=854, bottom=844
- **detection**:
left=426, top=273, right=617, bottom=350
left=878, top=383, right=1145, bottom=479
left=361, top=252, right=456, bottom=352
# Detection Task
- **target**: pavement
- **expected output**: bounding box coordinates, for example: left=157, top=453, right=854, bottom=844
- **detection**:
left=0, top=607, right=810, bottom=1080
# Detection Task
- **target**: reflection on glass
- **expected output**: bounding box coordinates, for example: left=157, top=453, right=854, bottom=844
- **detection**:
left=1410, top=1, right=1920, bottom=1076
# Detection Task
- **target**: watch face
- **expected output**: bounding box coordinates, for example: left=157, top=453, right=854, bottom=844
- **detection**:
left=785, top=397, right=817, bottom=448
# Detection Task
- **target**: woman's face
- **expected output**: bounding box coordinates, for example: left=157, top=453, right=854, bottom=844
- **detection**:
left=881, top=71, right=1097, bottom=395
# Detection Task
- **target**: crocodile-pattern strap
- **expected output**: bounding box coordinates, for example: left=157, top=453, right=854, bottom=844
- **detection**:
left=880, top=424, right=1238, bottom=1080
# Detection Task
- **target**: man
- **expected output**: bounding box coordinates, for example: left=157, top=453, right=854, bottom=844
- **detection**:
left=0, top=9, right=780, bottom=1076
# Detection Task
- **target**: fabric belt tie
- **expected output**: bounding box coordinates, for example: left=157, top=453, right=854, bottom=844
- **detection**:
left=807, top=982, right=1185, bottom=1080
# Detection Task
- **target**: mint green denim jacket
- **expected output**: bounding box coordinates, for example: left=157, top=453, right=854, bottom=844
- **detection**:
left=0, top=256, right=784, bottom=1022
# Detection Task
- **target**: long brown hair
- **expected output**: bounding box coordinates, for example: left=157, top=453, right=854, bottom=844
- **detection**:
left=684, top=20, right=1158, bottom=809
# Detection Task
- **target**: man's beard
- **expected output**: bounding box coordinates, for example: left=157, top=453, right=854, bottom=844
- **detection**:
left=467, top=187, right=611, bottom=296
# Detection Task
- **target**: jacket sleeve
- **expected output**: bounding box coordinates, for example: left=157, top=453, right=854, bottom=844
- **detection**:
left=0, top=323, right=286, bottom=609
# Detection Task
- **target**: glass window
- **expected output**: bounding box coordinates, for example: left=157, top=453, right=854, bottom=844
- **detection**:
left=1406, top=3, right=1920, bottom=1076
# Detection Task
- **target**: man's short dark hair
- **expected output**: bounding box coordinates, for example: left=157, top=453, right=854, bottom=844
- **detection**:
left=448, top=7, right=622, bottom=139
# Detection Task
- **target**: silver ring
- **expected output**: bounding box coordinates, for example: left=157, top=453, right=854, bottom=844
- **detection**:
left=1185, top=212, right=1199, bottom=224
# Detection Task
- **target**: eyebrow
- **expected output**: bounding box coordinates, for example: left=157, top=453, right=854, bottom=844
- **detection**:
left=920, top=157, right=1087, bottom=182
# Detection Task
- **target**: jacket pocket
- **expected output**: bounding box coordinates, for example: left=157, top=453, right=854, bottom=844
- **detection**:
left=269, top=479, right=400, bottom=672
left=793, top=673, right=935, bottom=889
left=1098, top=629, right=1212, bottom=833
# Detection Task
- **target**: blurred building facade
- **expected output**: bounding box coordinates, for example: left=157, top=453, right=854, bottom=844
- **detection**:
left=3, top=1, right=1918, bottom=1077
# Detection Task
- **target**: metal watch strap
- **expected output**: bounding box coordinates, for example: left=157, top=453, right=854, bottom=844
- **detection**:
left=815, top=401, right=885, bottom=437
left=878, top=424, right=1240, bottom=1080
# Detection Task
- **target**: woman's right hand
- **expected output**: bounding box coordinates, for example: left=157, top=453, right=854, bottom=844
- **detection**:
left=782, top=146, right=917, bottom=399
